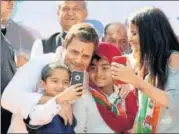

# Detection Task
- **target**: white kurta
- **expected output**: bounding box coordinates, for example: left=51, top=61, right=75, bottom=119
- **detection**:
left=1, top=51, right=59, bottom=133
left=73, top=89, right=115, bottom=133
left=1, top=46, right=118, bottom=133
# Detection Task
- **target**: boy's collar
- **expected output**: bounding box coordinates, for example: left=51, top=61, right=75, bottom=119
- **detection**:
left=102, top=84, right=119, bottom=98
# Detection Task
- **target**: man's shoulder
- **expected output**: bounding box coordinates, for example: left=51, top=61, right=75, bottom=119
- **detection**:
left=29, top=53, right=56, bottom=66
left=42, top=32, right=61, bottom=41
left=20, top=24, right=41, bottom=39
left=8, top=20, right=41, bottom=39
left=31, top=53, right=56, bottom=60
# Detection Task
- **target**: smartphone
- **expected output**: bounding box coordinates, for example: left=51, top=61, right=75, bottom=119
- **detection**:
left=112, top=56, right=127, bottom=85
left=112, top=56, right=127, bottom=65
left=70, top=71, right=84, bottom=86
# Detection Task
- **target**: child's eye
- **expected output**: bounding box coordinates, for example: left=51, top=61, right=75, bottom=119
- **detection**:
left=64, top=81, right=69, bottom=85
left=102, top=66, right=110, bottom=70
left=52, top=80, right=58, bottom=83
left=89, top=66, right=96, bottom=71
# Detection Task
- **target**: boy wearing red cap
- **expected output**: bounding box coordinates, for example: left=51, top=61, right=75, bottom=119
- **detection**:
left=88, top=42, right=138, bottom=133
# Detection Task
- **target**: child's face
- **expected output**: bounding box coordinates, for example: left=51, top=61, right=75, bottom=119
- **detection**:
left=88, top=58, right=113, bottom=88
left=41, top=68, right=70, bottom=97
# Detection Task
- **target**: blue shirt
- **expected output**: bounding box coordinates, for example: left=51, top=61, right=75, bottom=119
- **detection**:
left=157, top=51, right=179, bottom=133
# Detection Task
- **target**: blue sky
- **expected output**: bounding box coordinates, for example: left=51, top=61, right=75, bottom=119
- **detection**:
left=13, top=1, right=179, bottom=37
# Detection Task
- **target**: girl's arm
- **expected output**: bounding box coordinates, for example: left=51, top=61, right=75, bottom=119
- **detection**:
left=112, top=53, right=179, bottom=109
left=124, top=89, right=138, bottom=130
left=28, top=97, right=60, bottom=126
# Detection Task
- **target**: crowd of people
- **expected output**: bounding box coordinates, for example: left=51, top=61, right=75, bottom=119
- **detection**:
left=1, top=0, right=179, bottom=134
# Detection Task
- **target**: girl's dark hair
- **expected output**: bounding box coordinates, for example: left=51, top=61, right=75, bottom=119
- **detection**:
left=41, top=62, right=71, bottom=81
left=127, top=7, right=179, bottom=89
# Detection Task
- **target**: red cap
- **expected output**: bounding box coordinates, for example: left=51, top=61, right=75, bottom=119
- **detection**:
left=96, top=42, right=122, bottom=64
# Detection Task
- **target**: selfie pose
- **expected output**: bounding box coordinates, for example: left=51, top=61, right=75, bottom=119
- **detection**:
left=73, top=42, right=138, bottom=133
left=2, top=23, right=99, bottom=133
left=111, top=7, right=179, bottom=133
left=24, top=63, right=84, bottom=133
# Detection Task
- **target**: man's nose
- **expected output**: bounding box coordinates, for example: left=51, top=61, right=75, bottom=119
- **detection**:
left=68, top=9, right=75, bottom=16
left=74, top=55, right=83, bottom=64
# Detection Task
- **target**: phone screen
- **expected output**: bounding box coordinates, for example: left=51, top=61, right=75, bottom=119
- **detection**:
left=70, top=71, right=84, bottom=86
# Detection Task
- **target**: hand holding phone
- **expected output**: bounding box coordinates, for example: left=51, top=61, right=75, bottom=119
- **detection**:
left=57, top=83, right=83, bottom=103
left=112, top=56, right=127, bottom=85
left=112, top=56, right=127, bottom=65
left=70, top=71, right=84, bottom=85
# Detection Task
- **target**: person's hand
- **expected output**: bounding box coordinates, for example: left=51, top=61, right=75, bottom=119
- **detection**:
left=111, top=59, right=139, bottom=87
left=16, top=54, right=28, bottom=67
left=56, top=83, right=83, bottom=104
left=58, top=102, right=73, bottom=125
left=118, top=84, right=134, bottom=99
left=128, top=122, right=137, bottom=133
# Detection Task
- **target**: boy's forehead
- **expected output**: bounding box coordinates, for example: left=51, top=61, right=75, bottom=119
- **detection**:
left=92, top=57, right=110, bottom=65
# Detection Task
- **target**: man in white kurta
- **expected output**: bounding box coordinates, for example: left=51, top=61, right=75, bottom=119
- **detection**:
left=1, top=23, right=99, bottom=133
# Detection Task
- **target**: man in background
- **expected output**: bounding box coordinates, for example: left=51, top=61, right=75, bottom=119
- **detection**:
left=102, top=22, right=131, bottom=54
left=1, top=0, right=41, bottom=67
left=1, top=31, right=16, bottom=134
left=31, top=0, right=88, bottom=58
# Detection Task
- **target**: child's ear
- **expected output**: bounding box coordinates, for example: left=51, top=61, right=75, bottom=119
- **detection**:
left=39, top=80, right=46, bottom=91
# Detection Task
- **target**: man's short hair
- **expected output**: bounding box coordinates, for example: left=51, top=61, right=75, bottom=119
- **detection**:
left=104, top=22, right=126, bottom=35
left=64, top=23, right=99, bottom=49
left=104, top=23, right=112, bottom=35
left=56, top=1, right=87, bottom=10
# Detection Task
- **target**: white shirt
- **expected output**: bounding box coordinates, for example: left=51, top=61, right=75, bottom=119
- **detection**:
left=73, top=89, right=115, bottom=133
left=3, top=53, right=56, bottom=133
left=28, top=88, right=121, bottom=133
left=1, top=46, right=116, bottom=133
left=1, top=45, right=65, bottom=118
left=29, top=97, right=61, bottom=126
left=73, top=85, right=129, bottom=133
left=30, top=39, right=44, bottom=59
left=1, top=53, right=57, bottom=119
left=103, top=85, right=120, bottom=104
left=1, top=47, right=67, bottom=133
left=7, top=94, right=61, bottom=133
left=30, top=32, right=64, bottom=59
